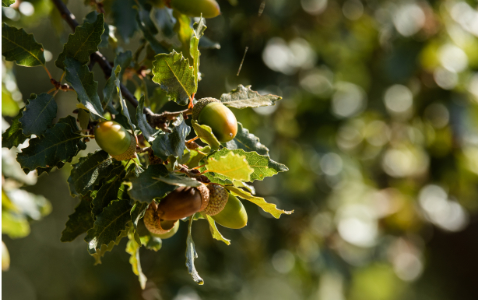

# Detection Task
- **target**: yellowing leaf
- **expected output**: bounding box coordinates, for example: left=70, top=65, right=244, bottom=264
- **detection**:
left=226, top=186, right=293, bottom=219
left=203, top=214, right=230, bottom=245
left=205, top=151, right=253, bottom=182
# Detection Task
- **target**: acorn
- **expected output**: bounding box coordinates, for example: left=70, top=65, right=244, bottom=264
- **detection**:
left=94, top=120, right=136, bottom=161
left=193, top=98, right=238, bottom=143
left=143, top=183, right=229, bottom=235
left=151, top=220, right=180, bottom=239
left=212, top=193, right=248, bottom=229
left=170, top=0, right=220, bottom=18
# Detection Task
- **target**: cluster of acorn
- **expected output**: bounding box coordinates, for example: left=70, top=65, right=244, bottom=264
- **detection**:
left=93, top=99, right=246, bottom=237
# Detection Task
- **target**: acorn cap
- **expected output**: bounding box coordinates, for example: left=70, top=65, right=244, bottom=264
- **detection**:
left=144, top=201, right=179, bottom=235
left=196, top=184, right=210, bottom=212
left=111, top=133, right=137, bottom=161
left=192, top=98, right=221, bottom=121
left=202, top=183, right=229, bottom=216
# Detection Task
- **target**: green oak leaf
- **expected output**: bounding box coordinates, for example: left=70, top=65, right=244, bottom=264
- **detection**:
left=64, top=58, right=105, bottom=119
left=152, top=116, right=190, bottom=160
left=153, top=174, right=202, bottom=187
left=128, top=164, right=177, bottom=203
left=204, top=148, right=288, bottom=182
left=126, top=229, right=147, bottom=290
left=232, top=180, right=256, bottom=195
left=112, top=0, right=139, bottom=43
left=19, top=93, right=57, bottom=136
left=85, top=199, right=132, bottom=255
left=68, top=150, right=118, bottom=197
left=90, top=227, right=129, bottom=265
left=152, top=50, right=195, bottom=106
left=2, top=0, right=15, bottom=7
left=226, top=186, right=293, bottom=219
left=220, top=85, right=282, bottom=108
left=136, top=97, right=155, bottom=142
left=16, top=116, right=86, bottom=173
left=136, top=5, right=167, bottom=54
left=205, top=151, right=253, bottom=181
left=91, top=166, right=128, bottom=216
left=190, top=17, right=206, bottom=91
left=103, top=51, right=132, bottom=112
left=203, top=214, right=230, bottom=245
left=185, top=217, right=204, bottom=285
left=60, top=195, right=95, bottom=242
left=2, top=110, right=28, bottom=149
left=77, top=108, right=90, bottom=131
left=223, top=122, right=268, bottom=155
left=173, top=10, right=193, bottom=63
left=2, top=23, right=45, bottom=67
left=99, top=22, right=110, bottom=48
left=191, top=120, right=220, bottom=150
left=55, top=12, right=104, bottom=70
left=131, top=202, right=148, bottom=229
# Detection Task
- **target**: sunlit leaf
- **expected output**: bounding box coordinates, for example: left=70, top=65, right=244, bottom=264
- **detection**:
left=226, top=186, right=293, bottom=219
left=152, top=50, right=195, bottom=105
left=205, top=151, right=253, bottom=181
left=191, top=120, right=220, bottom=150
left=173, top=10, right=193, bottom=63
left=204, top=214, right=230, bottom=245
left=126, top=230, right=147, bottom=289
left=190, top=17, right=206, bottom=92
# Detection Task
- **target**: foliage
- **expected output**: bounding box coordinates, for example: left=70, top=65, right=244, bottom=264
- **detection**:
left=2, top=0, right=287, bottom=288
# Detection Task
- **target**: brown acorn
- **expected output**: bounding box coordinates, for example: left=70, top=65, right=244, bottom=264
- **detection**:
left=202, top=183, right=229, bottom=216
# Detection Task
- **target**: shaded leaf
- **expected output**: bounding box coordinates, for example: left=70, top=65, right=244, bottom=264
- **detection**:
left=226, top=186, right=293, bottom=219
left=131, top=202, right=148, bottom=229
left=136, top=4, right=167, bottom=54
left=91, top=166, right=128, bottom=216
left=55, top=12, right=104, bottom=70
left=99, top=23, right=110, bottom=48
left=111, top=0, right=138, bottom=42
left=17, top=116, right=86, bottom=173
left=128, top=164, right=176, bottom=203
left=223, top=122, right=268, bottom=155
left=136, top=97, right=155, bottom=142
left=61, top=196, right=95, bottom=242
left=204, top=214, right=230, bottom=245
left=103, top=51, right=132, bottom=111
left=90, top=227, right=129, bottom=265
left=126, top=230, right=147, bottom=289
left=152, top=116, right=190, bottom=160
left=220, top=85, right=282, bottom=109
left=68, top=150, right=117, bottom=197
left=205, top=151, right=253, bottom=181
left=185, top=217, right=204, bottom=285
left=65, top=58, right=104, bottom=119
left=152, top=50, right=195, bottom=105
left=2, top=23, right=45, bottom=67
left=85, top=199, right=132, bottom=254
left=2, top=111, right=28, bottom=149
left=191, top=120, right=220, bottom=150
left=153, top=174, right=201, bottom=187
left=19, top=93, right=57, bottom=136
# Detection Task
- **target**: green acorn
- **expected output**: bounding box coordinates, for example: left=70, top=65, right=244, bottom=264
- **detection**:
left=212, top=193, right=248, bottom=229
left=193, top=98, right=238, bottom=143
left=94, top=121, right=136, bottom=161
left=170, top=0, right=220, bottom=18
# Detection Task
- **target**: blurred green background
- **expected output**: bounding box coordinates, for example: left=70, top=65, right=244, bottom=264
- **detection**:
left=3, top=0, right=478, bottom=299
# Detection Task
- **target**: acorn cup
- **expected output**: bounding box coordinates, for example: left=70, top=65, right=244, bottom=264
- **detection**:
left=94, top=121, right=136, bottom=161
left=143, top=183, right=231, bottom=235
left=193, top=98, right=238, bottom=143
left=170, top=0, right=220, bottom=18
